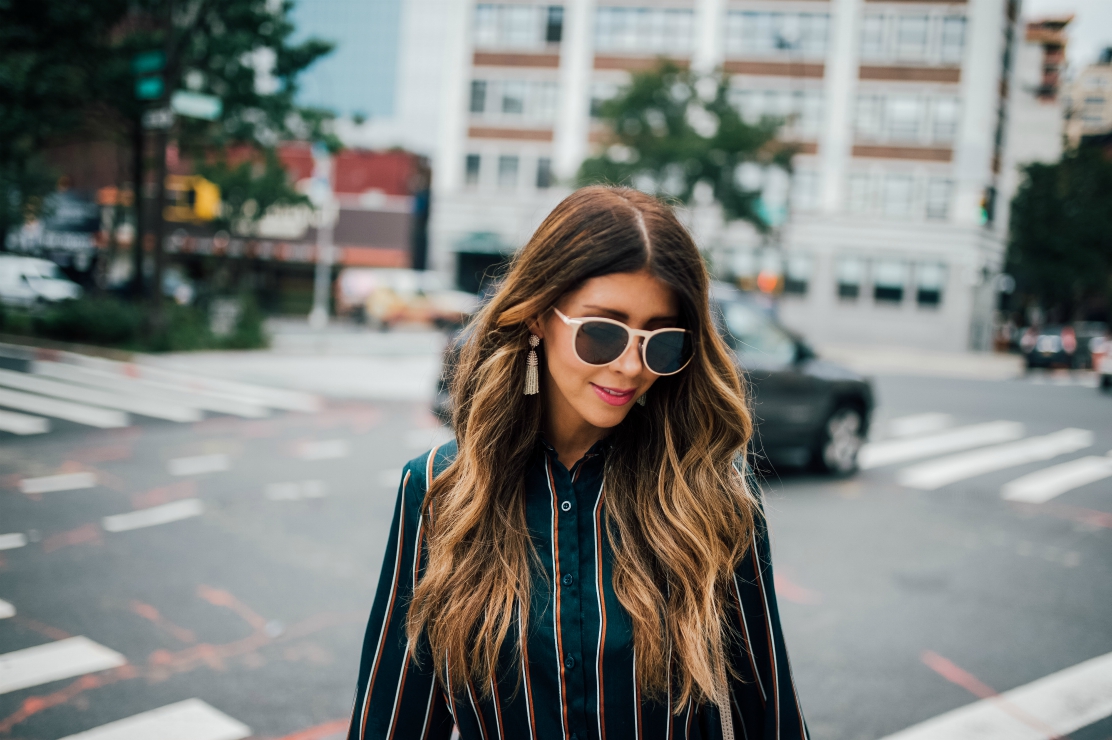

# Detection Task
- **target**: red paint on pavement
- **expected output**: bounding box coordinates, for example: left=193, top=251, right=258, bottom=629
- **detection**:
left=272, top=719, right=349, bottom=740
left=131, top=480, right=197, bottom=510
left=773, top=570, right=822, bottom=605
left=0, top=665, right=138, bottom=734
left=128, top=600, right=197, bottom=643
left=197, top=585, right=269, bottom=631
left=41, top=523, right=103, bottom=553
left=920, top=650, right=1070, bottom=739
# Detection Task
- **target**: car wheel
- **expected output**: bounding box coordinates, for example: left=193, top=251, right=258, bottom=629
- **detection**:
left=814, top=406, right=865, bottom=475
left=1101, top=375, right=1112, bottom=393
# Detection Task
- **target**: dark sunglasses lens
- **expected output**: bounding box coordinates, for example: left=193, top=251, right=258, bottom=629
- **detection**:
left=576, top=321, right=629, bottom=365
left=644, top=331, right=691, bottom=374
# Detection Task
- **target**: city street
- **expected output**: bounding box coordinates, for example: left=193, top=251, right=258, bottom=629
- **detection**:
left=0, top=340, right=1110, bottom=740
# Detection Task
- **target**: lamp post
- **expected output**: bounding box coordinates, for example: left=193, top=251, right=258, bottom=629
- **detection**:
left=308, top=143, right=336, bottom=330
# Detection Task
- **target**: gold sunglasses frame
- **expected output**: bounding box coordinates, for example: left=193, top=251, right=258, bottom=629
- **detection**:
left=552, top=308, right=693, bottom=376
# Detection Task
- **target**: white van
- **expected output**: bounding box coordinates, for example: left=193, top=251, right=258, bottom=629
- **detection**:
left=0, top=255, right=83, bottom=308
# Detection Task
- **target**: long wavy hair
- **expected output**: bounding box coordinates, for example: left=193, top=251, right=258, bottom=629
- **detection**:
left=407, top=186, right=758, bottom=710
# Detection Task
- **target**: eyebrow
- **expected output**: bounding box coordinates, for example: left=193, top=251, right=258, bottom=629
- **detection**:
left=580, top=304, right=680, bottom=323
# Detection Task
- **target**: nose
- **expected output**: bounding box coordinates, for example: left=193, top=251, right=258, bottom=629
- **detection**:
left=610, top=336, right=645, bottom=377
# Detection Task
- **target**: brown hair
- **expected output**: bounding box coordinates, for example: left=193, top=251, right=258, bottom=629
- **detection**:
left=406, top=185, right=758, bottom=710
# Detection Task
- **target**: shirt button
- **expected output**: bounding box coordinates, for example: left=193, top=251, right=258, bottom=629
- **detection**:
left=561, top=500, right=571, bottom=512
left=564, top=654, right=575, bottom=669
left=562, top=573, right=574, bottom=586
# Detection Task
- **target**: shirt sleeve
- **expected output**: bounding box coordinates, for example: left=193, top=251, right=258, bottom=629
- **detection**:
left=723, top=470, right=810, bottom=740
left=347, top=460, right=455, bottom=740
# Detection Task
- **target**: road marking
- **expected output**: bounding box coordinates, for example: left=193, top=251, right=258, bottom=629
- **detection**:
left=886, top=413, right=954, bottom=439
left=132, top=362, right=321, bottom=412
left=168, top=453, right=230, bottom=476
left=20, top=472, right=97, bottom=495
left=0, top=368, right=200, bottom=422
left=897, top=428, right=1094, bottom=490
left=1002, top=453, right=1112, bottom=504
left=265, top=480, right=327, bottom=501
left=0, top=534, right=27, bottom=551
left=57, top=698, right=251, bottom=740
left=860, top=421, right=1025, bottom=469
left=296, top=439, right=349, bottom=460
left=0, top=387, right=128, bottom=428
left=880, top=650, right=1112, bottom=740
left=0, top=409, right=49, bottom=435
left=33, top=362, right=270, bottom=418
left=102, top=499, right=204, bottom=533
left=0, top=636, right=126, bottom=695
left=0, top=600, right=13, bottom=619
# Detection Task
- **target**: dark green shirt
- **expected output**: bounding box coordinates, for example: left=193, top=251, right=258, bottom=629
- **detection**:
left=348, top=439, right=809, bottom=740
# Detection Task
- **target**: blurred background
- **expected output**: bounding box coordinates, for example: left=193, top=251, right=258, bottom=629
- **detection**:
left=0, top=0, right=1110, bottom=738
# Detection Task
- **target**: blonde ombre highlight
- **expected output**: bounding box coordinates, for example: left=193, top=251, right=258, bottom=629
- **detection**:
left=406, top=186, right=758, bottom=710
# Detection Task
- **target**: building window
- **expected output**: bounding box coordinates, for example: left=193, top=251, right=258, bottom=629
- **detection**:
left=595, top=7, right=694, bottom=54
left=470, top=81, right=487, bottom=114
left=940, top=16, right=966, bottom=63
left=886, top=95, right=923, bottom=141
left=536, top=157, right=553, bottom=188
left=925, top=179, right=952, bottom=220
left=854, top=95, right=884, bottom=139
left=465, top=154, right=482, bottom=186
left=847, top=174, right=873, bottom=213
left=498, top=155, right=519, bottom=188
left=882, top=175, right=914, bottom=217
left=916, top=263, right=945, bottom=307
left=729, top=88, right=824, bottom=138
left=590, top=81, right=620, bottom=118
left=837, top=257, right=864, bottom=300
left=501, top=81, right=526, bottom=114
left=791, top=170, right=819, bottom=212
left=546, top=6, right=564, bottom=42
left=894, top=16, right=929, bottom=61
left=873, top=259, right=907, bottom=303
left=932, top=97, right=959, bottom=142
left=783, top=254, right=811, bottom=295
left=724, top=11, right=829, bottom=59
left=474, top=4, right=563, bottom=49
left=860, top=15, right=885, bottom=61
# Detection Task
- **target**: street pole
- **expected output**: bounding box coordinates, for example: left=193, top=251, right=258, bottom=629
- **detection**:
left=308, top=143, right=335, bottom=330
left=131, top=117, right=145, bottom=298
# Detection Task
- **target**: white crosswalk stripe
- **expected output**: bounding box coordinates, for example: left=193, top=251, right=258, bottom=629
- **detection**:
left=0, top=599, right=14, bottom=619
left=879, top=650, right=1112, bottom=740
left=102, top=499, right=205, bottom=533
left=897, top=428, right=1093, bottom=490
left=0, top=387, right=128, bottom=428
left=0, top=533, right=28, bottom=551
left=0, top=636, right=126, bottom=695
left=1002, top=453, right=1112, bottom=503
left=57, top=699, right=251, bottom=740
left=860, top=421, right=1026, bottom=469
left=20, top=472, right=97, bottom=495
left=0, top=368, right=201, bottom=422
left=0, top=408, right=49, bottom=435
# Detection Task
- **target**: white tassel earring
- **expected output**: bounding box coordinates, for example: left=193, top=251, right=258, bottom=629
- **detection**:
left=524, top=334, right=540, bottom=395
left=637, top=393, right=647, bottom=406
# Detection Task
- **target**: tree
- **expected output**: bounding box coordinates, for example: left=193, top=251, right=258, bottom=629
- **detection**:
left=0, top=0, right=131, bottom=243
left=578, top=61, right=792, bottom=231
left=1006, top=144, right=1112, bottom=322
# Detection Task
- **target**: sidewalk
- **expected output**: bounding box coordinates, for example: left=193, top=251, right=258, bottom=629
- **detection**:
left=814, top=343, right=1027, bottom=380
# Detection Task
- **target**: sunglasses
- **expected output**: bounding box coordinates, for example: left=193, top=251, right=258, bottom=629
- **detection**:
left=553, top=308, right=693, bottom=376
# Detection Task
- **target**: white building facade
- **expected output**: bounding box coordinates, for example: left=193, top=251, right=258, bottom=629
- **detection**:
left=428, top=0, right=1029, bottom=351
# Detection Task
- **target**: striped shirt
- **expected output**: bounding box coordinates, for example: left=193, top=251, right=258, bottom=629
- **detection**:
left=348, top=439, right=809, bottom=740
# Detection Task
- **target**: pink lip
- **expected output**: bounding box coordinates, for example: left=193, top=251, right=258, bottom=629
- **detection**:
left=591, top=383, right=636, bottom=406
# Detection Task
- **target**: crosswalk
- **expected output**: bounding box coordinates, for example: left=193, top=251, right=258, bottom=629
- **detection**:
left=863, top=413, right=1111, bottom=502
left=0, top=343, right=320, bottom=436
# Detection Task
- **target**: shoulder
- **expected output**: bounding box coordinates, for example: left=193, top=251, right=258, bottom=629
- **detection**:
left=400, top=439, right=459, bottom=502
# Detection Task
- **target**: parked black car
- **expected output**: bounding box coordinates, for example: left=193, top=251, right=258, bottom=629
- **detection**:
left=434, top=283, right=874, bottom=475
left=1019, top=324, right=1098, bottom=369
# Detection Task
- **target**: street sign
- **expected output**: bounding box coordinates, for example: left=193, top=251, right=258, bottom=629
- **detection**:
left=132, top=50, right=165, bottom=75
left=142, top=108, right=175, bottom=130
left=135, top=76, right=165, bottom=101
left=170, top=91, right=222, bottom=121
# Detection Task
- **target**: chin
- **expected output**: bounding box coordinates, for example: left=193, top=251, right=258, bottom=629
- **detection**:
left=577, top=398, right=634, bottom=430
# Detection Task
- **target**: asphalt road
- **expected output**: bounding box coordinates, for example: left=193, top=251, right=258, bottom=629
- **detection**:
left=0, top=363, right=1109, bottom=740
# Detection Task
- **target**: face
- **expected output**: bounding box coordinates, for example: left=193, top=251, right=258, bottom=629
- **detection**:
left=534, top=269, right=682, bottom=433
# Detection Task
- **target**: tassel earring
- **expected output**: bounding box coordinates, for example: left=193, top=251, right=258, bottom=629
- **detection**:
left=637, top=393, right=647, bottom=406
left=524, top=334, right=540, bottom=395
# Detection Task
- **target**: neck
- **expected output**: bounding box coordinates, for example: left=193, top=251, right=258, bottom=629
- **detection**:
left=543, top=390, right=607, bottom=470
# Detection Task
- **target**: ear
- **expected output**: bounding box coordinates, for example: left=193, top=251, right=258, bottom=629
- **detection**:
left=527, top=315, right=545, bottom=339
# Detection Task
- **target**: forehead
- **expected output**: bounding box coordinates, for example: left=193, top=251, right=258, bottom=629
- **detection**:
left=561, top=270, right=679, bottom=318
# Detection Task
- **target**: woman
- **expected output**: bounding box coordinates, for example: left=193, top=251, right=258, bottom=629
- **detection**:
left=348, top=186, right=808, bottom=740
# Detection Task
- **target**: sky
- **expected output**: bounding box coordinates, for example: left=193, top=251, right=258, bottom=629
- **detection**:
left=1023, top=0, right=1112, bottom=69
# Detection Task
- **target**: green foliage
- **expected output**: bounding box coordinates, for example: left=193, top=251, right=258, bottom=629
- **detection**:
left=578, top=61, right=791, bottom=229
left=0, top=295, right=269, bottom=352
left=1006, top=145, right=1112, bottom=321
left=196, top=148, right=310, bottom=231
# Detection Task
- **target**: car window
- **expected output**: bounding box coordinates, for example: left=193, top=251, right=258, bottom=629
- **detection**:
left=721, top=300, right=796, bottom=368
left=27, top=263, right=61, bottom=280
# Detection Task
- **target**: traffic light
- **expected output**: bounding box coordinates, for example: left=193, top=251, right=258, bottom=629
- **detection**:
left=133, top=51, right=166, bottom=101
left=979, top=186, right=996, bottom=225
left=164, top=176, right=221, bottom=222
